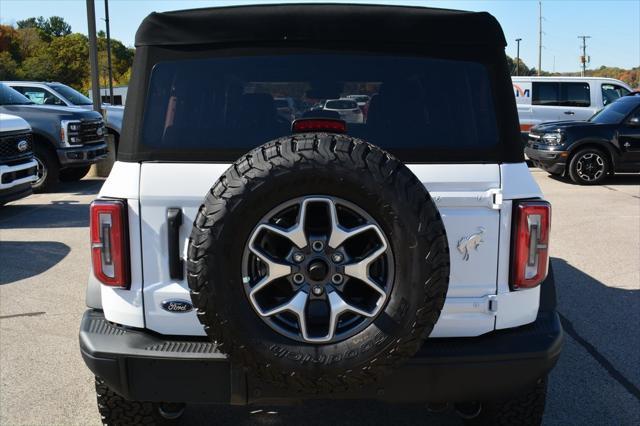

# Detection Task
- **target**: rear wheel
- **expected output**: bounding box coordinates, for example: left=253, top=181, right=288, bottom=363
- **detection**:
left=32, top=143, right=59, bottom=193
left=568, top=148, right=609, bottom=185
left=95, top=377, right=184, bottom=426
left=59, top=165, right=91, bottom=182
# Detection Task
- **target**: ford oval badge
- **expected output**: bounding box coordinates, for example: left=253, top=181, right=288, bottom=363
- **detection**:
left=161, top=300, right=193, bottom=313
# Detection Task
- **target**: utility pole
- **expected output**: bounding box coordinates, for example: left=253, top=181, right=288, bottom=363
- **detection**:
left=578, top=35, right=591, bottom=77
left=86, top=0, right=101, bottom=112
left=104, top=0, right=114, bottom=105
left=537, top=1, right=542, bottom=76
left=515, top=38, right=522, bottom=76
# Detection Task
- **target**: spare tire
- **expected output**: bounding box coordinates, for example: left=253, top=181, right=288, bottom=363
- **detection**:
left=187, top=134, right=449, bottom=391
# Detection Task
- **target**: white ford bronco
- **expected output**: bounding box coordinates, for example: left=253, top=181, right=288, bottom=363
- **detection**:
left=79, top=4, right=563, bottom=425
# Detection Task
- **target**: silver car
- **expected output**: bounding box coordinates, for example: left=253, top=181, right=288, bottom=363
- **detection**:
left=322, top=99, right=364, bottom=123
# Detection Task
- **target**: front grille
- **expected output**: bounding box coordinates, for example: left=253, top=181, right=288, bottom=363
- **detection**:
left=79, top=119, right=105, bottom=143
left=0, top=132, right=33, bottom=161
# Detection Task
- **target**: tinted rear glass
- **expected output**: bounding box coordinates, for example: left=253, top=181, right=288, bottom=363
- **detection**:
left=325, top=100, right=358, bottom=109
left=532, top=82, right=591, bottom=107
left=141, top=54, right=498, bottom=158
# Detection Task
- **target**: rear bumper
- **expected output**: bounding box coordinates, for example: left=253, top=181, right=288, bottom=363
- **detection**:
left=80, top=309, right=563, bottom=404
left=525, top=146, right=567, bottom=174
left=57, top=142, right=108, bottom=166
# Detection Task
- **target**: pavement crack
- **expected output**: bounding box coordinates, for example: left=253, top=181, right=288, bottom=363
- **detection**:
left=0, top=311, right=46, bottom=319
left=559, top=313, right=640, bottom=402
left=602, top=185, right=640, bottom=199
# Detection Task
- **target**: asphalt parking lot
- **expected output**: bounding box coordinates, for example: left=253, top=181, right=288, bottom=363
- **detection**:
left=1, top=170, right=639, bottom=426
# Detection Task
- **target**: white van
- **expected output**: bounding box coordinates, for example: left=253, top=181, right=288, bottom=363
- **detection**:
left=512, top=76, right=632, bottom=135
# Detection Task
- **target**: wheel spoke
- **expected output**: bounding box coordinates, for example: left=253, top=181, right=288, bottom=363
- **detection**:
left=343, top=244, right=388, bottom=299
left=247, top=246, right=292, bottom=296
left=253, top=221, right=307, bottom=250
left=259, top=290, right=307, bottom=318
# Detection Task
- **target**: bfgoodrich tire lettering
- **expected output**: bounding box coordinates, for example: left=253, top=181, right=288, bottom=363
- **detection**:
left=187, top=134, right=450, bottom=391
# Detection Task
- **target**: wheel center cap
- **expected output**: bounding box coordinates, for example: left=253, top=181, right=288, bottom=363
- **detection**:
left=307, top=259, right=329, bottom=281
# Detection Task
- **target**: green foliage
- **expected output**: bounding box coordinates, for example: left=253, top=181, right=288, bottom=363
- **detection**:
left=506, top=54, right=536, bottom=76
left=16, top=16, right=71, bottom=41
left=2, top=17, right=134, bottom=92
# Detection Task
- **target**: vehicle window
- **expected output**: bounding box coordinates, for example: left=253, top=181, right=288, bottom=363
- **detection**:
left=0, top=84, right=33, bottom=105
left=12, top=86, right=65, bottom=106
left=561, top=83, right=590, bottom=107
left=602, top=84, right=630, bottom=106
left=532, top=82, right=559, bottom=106
left=48, top=83, right=93, bottom=105
left=141, top=54, right=498, bottom=157
left=589, top=98, right=638, bottom=124
left=532, top=82, right=591, bottom=107
left=325, top=100, right=358, bottom=110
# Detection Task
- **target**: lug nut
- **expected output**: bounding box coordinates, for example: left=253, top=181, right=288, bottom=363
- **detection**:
left=311, top=285, right=324, bottom=296
left=312, top=241, right=324, bottom=252
left=331, top=252, right=344, bottom=263
left=331, top=274, right=344, bottom=285
left=292, top=273, right=305, bottom=284
left=292, top=252, right=305, bottom=263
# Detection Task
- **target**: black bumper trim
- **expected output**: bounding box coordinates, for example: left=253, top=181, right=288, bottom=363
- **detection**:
left=80, top=309, right=563, bottom=404
left=525, top=147, right=567, bottom=174
left=57, top=142, right=108, bottom=166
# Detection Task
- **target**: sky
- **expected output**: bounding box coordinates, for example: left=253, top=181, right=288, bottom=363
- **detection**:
left=1, top=0, right=638, bottom=73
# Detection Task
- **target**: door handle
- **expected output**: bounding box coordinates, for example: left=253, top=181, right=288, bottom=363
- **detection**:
left=563, top=111, right=575, bottom=115
left=167, top=208, right=183, bottom=280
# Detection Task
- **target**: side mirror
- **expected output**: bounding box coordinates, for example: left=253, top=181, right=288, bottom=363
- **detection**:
left=628, top=116, right=640, bottom=127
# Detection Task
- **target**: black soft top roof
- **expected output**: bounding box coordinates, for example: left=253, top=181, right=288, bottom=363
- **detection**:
left=135, top=3, right=506, bottom=48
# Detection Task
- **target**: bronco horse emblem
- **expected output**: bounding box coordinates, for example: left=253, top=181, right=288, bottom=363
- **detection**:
left=457, top=227, right=485, bottom=261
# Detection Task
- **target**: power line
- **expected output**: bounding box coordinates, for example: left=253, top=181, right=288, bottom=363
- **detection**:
left=578, top=35, right=591, bottom=77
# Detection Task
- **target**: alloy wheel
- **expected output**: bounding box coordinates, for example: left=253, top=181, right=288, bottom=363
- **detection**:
left=242, top=196, right=394, bottom=344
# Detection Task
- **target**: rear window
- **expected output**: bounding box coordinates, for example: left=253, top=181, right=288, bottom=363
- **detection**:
left=141, top=54, right=498, bottom=160
left=325, top=100, right=358, bottom=110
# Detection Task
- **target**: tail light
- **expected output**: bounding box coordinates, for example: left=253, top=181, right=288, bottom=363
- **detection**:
left=90, top=199, right=130, bottom=287
left=511, top=200, right=551, bottom=289
left=292, top=118, right=347, bottom=134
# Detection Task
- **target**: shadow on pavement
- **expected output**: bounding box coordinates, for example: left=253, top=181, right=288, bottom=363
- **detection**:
left=0, top=241, right=71, bottom=285
left=183, top=401, right=458, bottom=426
left=548, top=173, right=640, bottom=186
left=53, top=178, right=105, bottom=196
left=0, top=201, right=90, bottom=229
left=545, top=257, right=640, bottom=425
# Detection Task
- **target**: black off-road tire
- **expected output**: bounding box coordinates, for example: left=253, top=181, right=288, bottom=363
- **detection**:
left=465, top=377, right=547, bottom=426
left=187, top=133, right=449, bottom=392
left=95, top=377, right=183, bottom=426
left=568, top=148, right=610, bottom=185
left=32, top=142, right=59, bottom=193
left=59, top=165, right=91, bottom=182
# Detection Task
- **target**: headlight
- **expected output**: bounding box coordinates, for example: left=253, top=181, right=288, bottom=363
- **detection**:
left=541, top=132, right=564, bottom=145
left=60, top=120, right=82, bottom=145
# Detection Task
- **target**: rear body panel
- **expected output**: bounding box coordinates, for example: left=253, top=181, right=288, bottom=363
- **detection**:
left=93, top=161, right=543, bottom=337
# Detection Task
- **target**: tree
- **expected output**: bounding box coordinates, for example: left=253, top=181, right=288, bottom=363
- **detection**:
left=42, top=16, right=72, bottom=38
left=15, top=16, right=71, bottom=41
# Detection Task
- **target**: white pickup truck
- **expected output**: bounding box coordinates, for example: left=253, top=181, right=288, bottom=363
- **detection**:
left=0, top=113, right=37, bottom=204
